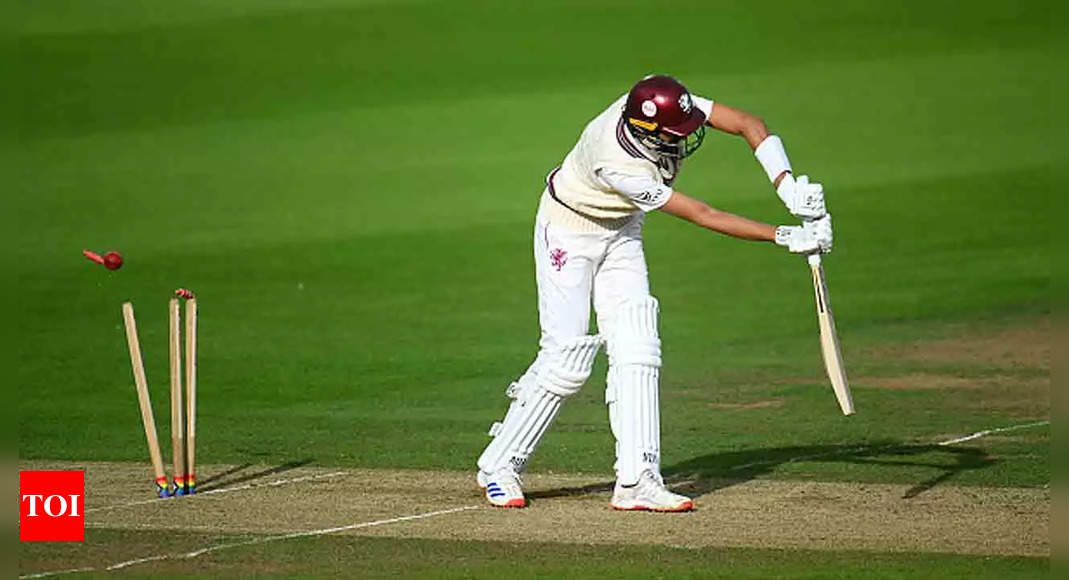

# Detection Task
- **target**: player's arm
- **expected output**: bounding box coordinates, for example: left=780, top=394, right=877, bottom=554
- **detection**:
left=705, top=103, right=826, bottom=220
left=597, top=168, right=831, bottom=252
left=708, top=104, right=772, bottom=155
left=658, top=190, right=832, bottom=253
left=658, top=190, right=773, bottom=241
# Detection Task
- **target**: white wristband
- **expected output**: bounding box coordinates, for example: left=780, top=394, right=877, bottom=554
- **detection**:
left=754, top=135, right=792, bottom=183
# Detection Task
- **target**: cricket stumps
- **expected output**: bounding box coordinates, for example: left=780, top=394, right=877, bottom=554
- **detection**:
left=121, top=290, right=199, bottom=497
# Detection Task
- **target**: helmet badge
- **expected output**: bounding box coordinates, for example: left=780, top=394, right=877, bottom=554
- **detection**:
left=678, top=92, right=692, bottom=114
left=641, top=100, right=658, bottom=118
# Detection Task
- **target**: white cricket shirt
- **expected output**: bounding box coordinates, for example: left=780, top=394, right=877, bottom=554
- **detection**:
left=544, top=94, right=713, bottom=230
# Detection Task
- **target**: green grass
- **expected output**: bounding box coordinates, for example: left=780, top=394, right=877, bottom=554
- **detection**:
left=19, top=529, right=1050, bottom=579
left=11, top=0, right=1052, bottom=504
left=11, top=0, right=1052, bottom=482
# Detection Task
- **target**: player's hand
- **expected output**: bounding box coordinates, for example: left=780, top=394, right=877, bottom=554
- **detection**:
left=775, top=214, right=833, bottom=254
left=777, top=174, right=826, bottom=219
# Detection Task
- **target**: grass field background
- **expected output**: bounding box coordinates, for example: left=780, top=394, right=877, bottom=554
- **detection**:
left=17, top=529, right=1050, bottom=579
left=10, top=0, right=1053, bottom=576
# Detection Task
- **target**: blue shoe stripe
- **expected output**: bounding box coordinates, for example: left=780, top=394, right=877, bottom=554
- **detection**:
left=488, top=491, right=505, bottom=498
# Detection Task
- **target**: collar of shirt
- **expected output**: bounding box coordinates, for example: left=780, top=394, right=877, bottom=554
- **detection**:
left=615, top=118, right=659, bottom=163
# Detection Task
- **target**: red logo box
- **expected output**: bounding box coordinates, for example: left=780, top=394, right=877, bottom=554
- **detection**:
left=20, top=471, right=85, bottom=542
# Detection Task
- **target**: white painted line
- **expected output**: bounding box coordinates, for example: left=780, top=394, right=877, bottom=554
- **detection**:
left=105, top=554, right=170, bottom=571
left=21, top=505, right=479, bottom=579
left=729, top=420, right=1050, bottom=472
left=181, top=505, right=479, bottom=559
left=85, top=471, right=347, bottom=514
left=19, top=567, right=95, bottom=579
left=937, top=420, right=1050, bottom=446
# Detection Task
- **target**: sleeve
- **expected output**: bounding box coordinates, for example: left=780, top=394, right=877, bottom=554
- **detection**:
left=597, top=168, right=673, bottom=212
left=692, top=95, right=714, bottom=119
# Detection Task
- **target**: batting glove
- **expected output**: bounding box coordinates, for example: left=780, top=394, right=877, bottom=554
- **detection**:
left=777, top=174, right=826, bottom=219
left=775, top=214, right=833, bottom=254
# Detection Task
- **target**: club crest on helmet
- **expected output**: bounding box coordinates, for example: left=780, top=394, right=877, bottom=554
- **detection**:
left=678, top=93, right=692, bottom=114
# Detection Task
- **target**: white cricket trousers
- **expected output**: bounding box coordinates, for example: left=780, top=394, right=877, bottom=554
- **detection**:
left=533, top=195, right=650, bottom=351
left=522, top=191, right=663, bottom=485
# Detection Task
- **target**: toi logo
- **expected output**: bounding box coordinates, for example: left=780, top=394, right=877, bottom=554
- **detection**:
left=20, top=471, right=85, bottom=541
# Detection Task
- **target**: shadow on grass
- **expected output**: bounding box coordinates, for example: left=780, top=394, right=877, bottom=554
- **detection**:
left=667, top=443, right=995, bottom=499
left=529, top=443, right=994, bottom=501
left=198, top=459, right=315, bottom=492
left=197, top=463, right=254, bottom=487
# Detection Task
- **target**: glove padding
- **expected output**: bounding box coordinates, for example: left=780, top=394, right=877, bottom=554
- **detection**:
left=776, top=174, right=826, bottom=219
left=775, top=214, right=833, bottom=254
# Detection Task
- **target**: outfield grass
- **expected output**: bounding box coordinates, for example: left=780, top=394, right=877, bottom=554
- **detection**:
left=11, top=0, right=1053, bottom=575
left=18, top=528, right=1049, bottom=579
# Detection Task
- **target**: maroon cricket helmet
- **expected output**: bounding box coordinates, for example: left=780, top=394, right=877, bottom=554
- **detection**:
left=623, top=74, right=707, bottom=158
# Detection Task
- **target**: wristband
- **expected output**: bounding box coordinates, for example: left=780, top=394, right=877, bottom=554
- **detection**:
left=754, top=135, right=792, bottom=183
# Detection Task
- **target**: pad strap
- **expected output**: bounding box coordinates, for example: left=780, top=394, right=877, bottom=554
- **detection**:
left=478, top=384, right=563, bottom=475
left=477, top=335, right=603, bottom=475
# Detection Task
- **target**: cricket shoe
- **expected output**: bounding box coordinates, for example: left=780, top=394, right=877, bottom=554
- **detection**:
left=476, top=468, right=526, bottom=508
left=610, top=470, right=693, bottom=512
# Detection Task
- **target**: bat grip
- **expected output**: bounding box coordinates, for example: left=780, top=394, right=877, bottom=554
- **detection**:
left=807, top=253, right=823, bottom=266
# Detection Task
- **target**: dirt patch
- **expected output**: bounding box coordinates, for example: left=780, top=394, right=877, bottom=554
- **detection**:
left=774, top=317, right=1051, bottom=418
left=864, top=315, right=1050, bottom=418
left=858, top=373, right=1012, bottom=390
left=864, top=317, right=1050, bottom=370
left=19, top=460, right=1049, bottom=560
left=858, top=373, right=1048, bottom=417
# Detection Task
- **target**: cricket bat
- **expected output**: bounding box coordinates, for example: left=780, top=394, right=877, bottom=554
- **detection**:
left=808, top=254, right=855, bottom=415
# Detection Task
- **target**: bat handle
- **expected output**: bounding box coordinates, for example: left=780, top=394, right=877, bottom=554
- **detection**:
left=807, top=253, right=823, bottom=266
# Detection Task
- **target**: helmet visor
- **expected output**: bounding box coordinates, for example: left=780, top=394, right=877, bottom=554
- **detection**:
left=660, top=107, right=707, bottom=158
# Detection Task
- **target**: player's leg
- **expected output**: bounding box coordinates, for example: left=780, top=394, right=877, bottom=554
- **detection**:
left=476, top=215, right=604, bottom=507
left=593, top=224, right=692, bottom=511
left=593, top=226, right=657, bottom=483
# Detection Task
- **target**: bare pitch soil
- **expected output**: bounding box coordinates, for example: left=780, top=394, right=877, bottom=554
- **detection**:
left=22, top=459, right=1049, bottom=566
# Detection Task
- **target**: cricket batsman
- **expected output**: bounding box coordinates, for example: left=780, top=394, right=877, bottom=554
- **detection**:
left=476, top=75, right=832, bottom=511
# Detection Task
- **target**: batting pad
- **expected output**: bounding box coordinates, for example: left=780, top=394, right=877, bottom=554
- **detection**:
left=478, top=384, right=562, bottom=475
left=605, top=297, right=662, bottom=486
left=478, top=335, right=603, bottom=475
left=536, top=335, right=604, bottom=397
left=607, top=365, right=661, bottom=485
left=606, top=297, right=661, bottom=368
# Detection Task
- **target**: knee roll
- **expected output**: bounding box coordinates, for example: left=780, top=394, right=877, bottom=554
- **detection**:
left=608, top=296, right=661, bottom=369
left=536, top=335, right=604, bottom=397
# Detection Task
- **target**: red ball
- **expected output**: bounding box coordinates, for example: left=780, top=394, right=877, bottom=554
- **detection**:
left=103, top=251, right=123, bottom=270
